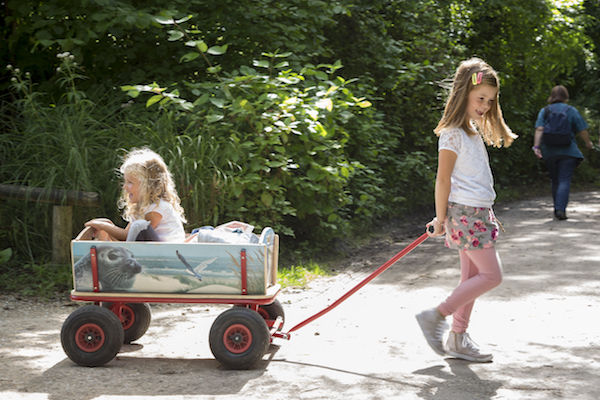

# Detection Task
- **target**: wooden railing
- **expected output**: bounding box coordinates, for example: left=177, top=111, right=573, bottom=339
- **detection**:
left=0, top=184, right=100, bottom=263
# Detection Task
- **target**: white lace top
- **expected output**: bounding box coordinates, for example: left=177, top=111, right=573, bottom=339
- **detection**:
left=140, top=199, right=186, bottom=242
left=438, top=127, right=495, bottom=208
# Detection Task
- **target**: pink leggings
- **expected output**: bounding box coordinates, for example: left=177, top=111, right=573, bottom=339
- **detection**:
left=438, top=248, right=503, bottom=333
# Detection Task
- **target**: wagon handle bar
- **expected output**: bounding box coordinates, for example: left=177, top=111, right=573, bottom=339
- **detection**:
left=280, top=231, right=429, bottom=338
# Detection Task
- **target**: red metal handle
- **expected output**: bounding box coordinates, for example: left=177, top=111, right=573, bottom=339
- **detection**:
left=90, top=246, right=99, bottom=292
left=282, top=232, right=429, bottom=337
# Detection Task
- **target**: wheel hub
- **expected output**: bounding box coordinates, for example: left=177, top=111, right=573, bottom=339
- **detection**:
left=75, top=323, right=105, bottom=352
left=223, top=324, right=252, bottom=353
left=230, top=333, right=243, bottom=344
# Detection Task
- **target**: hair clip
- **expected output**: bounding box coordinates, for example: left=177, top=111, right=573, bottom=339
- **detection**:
left=472, top=72, right=483, bottom=85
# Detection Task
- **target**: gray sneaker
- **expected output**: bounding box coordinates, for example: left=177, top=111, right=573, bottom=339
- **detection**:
left=445, top=331, right=493, bottom=362
left=415, top=308, right=448, bottom=356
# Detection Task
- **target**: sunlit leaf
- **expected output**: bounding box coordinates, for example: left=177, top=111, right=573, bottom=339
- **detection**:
left=316, top=98, right=333, bottom=111
left=180, top=52, right=200, bottom=63
left=207, top=45, right=228, bottom=55
left=253, top=60, right=270, bottom=68
left=206, top=114, right=224, bottom=123
left=175, top=15, right=193, bottom=24
left=209, top=98, right=226, bottom=108
left=153, top=16, right=175, bottom=25
left=167, top=30, right=184, bottom=41
left=315, top=122, right=328, bottom=137
left=146, top=94, right=163, bottom=107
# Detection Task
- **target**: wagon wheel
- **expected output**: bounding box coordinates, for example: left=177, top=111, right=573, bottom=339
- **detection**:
left=209, top=307, right=270, bottom=370
left=61, top=305, right=124, bottom=367
left=257, top=299, right=285, bottom=326
left=103, top=302, right=152, bottom=343
left=235, top=299, right=285, bottom=326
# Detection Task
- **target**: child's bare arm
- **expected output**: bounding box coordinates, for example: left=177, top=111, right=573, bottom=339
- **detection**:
left=145, top=212, right=163, bottom=229
left=85, top=219, right=128, bottom=241
left=427, top=149, right=457, bottom=237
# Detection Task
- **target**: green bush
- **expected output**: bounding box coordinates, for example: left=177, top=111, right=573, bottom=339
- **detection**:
left=119, top=16, right=383, bottom=243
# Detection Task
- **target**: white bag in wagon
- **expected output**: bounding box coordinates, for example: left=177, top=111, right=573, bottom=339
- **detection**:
left=194, top=221, right=260, bottom=244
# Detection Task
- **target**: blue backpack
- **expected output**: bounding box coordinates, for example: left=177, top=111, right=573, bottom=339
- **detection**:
left=542, top=106, right=572, bottom=146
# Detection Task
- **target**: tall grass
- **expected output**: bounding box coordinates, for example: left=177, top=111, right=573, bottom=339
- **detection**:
left=1, top=59, right=126, bottom=261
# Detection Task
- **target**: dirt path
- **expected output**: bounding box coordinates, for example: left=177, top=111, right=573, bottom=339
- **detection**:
left=1, top=190, right=599, bottom=400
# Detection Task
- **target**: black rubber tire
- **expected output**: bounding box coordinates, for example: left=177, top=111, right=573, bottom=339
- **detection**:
left=102, top=302, right=152, bottom=343
left=61, top=305, right=124, bottom=367
left=258, top=299, right=285, bottom=326
left=235, top=299, right=285, bottom=326
left=209, top=307, right=270, bottom=370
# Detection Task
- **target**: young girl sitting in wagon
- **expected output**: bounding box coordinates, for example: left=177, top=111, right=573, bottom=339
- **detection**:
left=85, top=148, right=187, bottom=242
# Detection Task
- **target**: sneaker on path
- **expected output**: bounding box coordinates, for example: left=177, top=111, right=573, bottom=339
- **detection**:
left=445, top=331, right=493, bottom=362
left=415, top=308, right=448, bottom=356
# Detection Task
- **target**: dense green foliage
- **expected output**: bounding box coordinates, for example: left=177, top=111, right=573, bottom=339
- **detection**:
left=1, top=1, right=599, bottom=292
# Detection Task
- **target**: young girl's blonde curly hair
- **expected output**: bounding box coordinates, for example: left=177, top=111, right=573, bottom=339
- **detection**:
left=118, top=148, right=186, bottom=223
left=434, top=57, right=517, bottom=148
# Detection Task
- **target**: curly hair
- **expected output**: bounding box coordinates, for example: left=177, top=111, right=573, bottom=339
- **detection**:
left=117, top=148, right=186, bottom=223
left=434, top=57, right=517, bottom=148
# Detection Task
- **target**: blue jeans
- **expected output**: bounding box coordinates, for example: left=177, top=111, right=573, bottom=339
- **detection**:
left=545, top=157, right=578, bottom=212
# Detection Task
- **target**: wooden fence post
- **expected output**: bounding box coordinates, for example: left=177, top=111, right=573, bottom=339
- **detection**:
left=52, top=205, right=73, bottom=264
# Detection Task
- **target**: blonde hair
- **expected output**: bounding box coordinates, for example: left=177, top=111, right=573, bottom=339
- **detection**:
left=118, top=148, right=187, bottom=223
left=434, top=57, right=517, bottom=147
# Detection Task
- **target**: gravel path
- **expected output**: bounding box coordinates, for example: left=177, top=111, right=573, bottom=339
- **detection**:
left=1, top=190, right=599, bottom=400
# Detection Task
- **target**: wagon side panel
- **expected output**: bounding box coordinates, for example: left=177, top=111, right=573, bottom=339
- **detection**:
left=70, top=241, right=267, bottom=295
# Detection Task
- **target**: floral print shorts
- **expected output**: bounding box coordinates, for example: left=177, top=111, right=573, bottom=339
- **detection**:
left=445, top=202, right=499, bottom=250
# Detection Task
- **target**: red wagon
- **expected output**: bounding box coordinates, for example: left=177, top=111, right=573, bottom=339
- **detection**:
left=61, top=223, right=428, bottom=369
left=61, top=224, right=283, bottom=369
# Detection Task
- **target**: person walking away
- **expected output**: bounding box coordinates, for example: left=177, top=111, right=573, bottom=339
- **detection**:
left=531, top=85, right=593, bottom=220
left=416, top=58, right=517, bottom=362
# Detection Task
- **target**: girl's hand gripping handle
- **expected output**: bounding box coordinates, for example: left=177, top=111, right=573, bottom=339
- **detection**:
left=426, top=217, right=445, bottom=237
